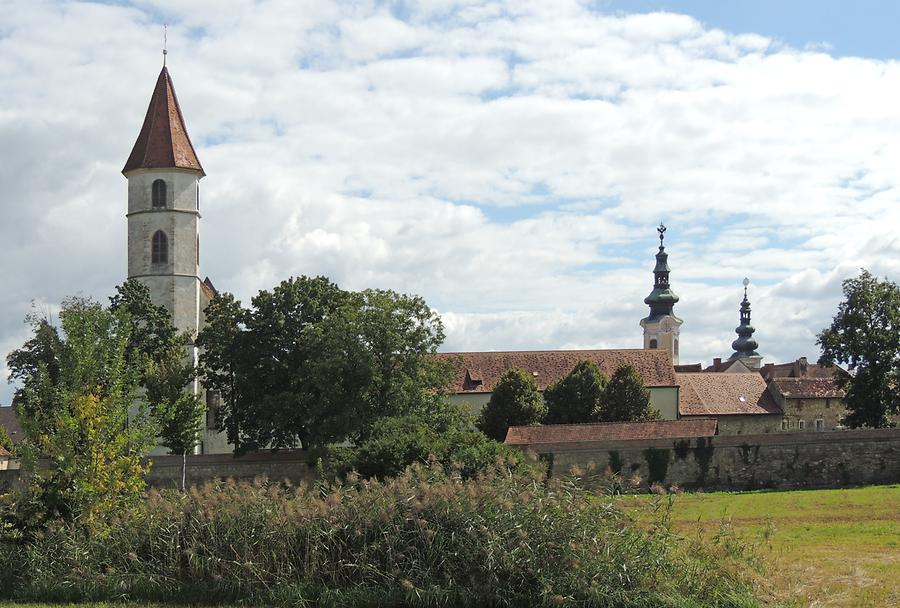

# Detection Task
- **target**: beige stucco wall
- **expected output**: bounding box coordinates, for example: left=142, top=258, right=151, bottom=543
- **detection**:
left=448, top=393, right=491, bottom=415
left=779, top=397, right=846, bottom=432
left=682, top=413, right=780, bottom=435
left=649, top=387, right=678, bottom=420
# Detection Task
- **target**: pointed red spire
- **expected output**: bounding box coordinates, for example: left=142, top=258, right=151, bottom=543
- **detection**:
left=123, top=66, right=204, bottom=176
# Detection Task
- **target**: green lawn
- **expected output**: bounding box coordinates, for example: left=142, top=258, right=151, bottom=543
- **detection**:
left=618, top=484, right=900, bottom=608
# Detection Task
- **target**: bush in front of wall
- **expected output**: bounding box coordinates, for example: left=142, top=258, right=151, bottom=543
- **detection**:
left=5, top=464, right=762, bottom=608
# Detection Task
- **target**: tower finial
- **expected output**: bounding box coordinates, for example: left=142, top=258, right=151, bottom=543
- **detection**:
left=657, top=222, right=666, bottom=246
left=742, top=277, right=749, bottom=299
left=163, top=24, right=168, bottom=66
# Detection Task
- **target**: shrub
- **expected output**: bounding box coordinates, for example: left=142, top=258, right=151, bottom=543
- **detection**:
left=324, top=403, right=529, bottom=480
left=6, top=465, right=761, bottom=607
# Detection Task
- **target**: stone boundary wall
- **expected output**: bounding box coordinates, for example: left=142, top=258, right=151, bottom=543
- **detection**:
left=146, top=450, right=316, bottom=488
left=526, top=428, right=900, bottom=491
left=0, top=450, right=317, bottom=493
left=3, top=430, right=898, bottom=493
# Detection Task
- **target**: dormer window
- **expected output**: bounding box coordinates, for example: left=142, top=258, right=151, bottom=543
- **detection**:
left=151, top=230, right=168, bottom=264
left=152, top=179, right=167, bottom=208
left=649, top=339, right=658, bottom=349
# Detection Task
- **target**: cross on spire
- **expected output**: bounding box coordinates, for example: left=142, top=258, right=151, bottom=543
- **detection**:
left=657, top=222, right=666, bottom=246
left=163, top=24, right=168, bottom=66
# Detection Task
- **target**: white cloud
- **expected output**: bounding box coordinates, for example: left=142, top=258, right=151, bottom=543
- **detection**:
left=2, top=0, right=900, bottom=403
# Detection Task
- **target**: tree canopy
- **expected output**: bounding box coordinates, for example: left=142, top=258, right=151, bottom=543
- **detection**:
left=477, top=367, right=546, bottom=441
left=597, top=365, right=659, bottom=423
left=197, top=276, right=451, bottom=452
left=817, top=269, right=900, bottom=428
left=544, top=360, right=608, bottom=424
left=6, top=296, right=158, bottom=527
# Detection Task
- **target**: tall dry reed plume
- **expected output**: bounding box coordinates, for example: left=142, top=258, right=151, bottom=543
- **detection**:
left=3, top=461, right=761, bottom=607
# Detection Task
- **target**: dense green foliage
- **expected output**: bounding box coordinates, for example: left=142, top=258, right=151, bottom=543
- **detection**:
left=598, top=365, right=660, bottom=423
left=544, top=360, right=608, bottom=424
left=197, top=277, right=451, bottom=452
left=477, top=367, right=547, bottom=441
left=0, top=425, right=13, bottom=456
left=817, top=269, right=900, bottom=428
left=144, top=340, right=205, bottom=490
left=1, top=466, right=761, bottom=608
left=4, top=297, right=158, bottom=528
left=321, top=403, right=528, bottom=480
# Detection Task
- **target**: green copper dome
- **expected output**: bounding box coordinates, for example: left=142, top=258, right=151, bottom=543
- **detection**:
left=642, top=224, right=680, bottom=323
left=729, top=279, right=759, bottom=359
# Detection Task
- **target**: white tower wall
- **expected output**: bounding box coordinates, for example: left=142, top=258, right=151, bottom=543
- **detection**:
left=126, top=168, right=201, bottom=337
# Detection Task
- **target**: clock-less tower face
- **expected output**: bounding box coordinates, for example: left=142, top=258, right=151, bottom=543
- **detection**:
left=126, top=168, right=201, bottom=336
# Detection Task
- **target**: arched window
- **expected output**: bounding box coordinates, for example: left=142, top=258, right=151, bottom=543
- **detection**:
left=151, top=230, right=168, bottom=264
left=649, top=339, right=658, bottom=349
left=152, top=179, right=167, bottom=208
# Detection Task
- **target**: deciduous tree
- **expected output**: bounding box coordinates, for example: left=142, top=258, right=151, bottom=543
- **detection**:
left=197, top=277, right=451, bottom=452
left=144, top=340, right=204, bottom=490
left=817, top=269, right=900, bottom=428
left=6, top=297, right=157, bottom=527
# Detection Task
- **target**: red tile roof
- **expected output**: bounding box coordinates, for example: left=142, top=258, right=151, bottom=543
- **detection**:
left=763, top=358, right=841, bottom=379
left=771, top=378, right=844, bottom=399
left=123, top=67, right=204, bottom=176
left=677, top=372, right=781, bottom=416
left=437, top=349, right=678, bottom=393
left=0, top=406, right=23, bottom=445
left=200, top=276, right=218, bottom=301
left=505, top=418, right=718, bottom=445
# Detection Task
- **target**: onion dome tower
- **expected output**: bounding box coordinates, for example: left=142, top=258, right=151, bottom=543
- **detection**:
left=728, top=278, right=762, bottom=369
left=640, top=223, right=683, bottom=364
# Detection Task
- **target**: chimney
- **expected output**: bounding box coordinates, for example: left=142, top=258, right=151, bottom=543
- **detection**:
left=762, top=363, right=774, bottom=382
left=799, top=357, right=808, bottom=376
left=713, top=357, right=722, bottom=371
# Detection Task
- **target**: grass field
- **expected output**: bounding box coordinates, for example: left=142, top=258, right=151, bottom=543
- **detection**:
left=619, top=484, right=900, bottom=608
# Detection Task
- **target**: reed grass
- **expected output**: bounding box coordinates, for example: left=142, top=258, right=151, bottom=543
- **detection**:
left=2, top=462, right=762, bottom=607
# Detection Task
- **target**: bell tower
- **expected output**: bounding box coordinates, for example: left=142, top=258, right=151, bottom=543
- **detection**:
left=640, top=223, right=683, bottom=364
left=728, top=278, right=762, bottom=369
left=123, top=65, right=204, bottom=348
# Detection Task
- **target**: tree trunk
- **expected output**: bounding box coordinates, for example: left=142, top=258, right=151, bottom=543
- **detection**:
left=181, top=450, right=187, bottom=492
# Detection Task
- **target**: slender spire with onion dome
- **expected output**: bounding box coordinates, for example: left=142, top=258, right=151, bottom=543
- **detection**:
left=122, top=61, right=204, bottom=176
left=642, top=223, right=681, bottom=323
left=729, top=278, right=760, bottom=359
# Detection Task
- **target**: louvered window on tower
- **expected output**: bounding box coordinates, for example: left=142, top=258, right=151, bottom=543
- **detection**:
left=152, top=179, right=167, bottom=208
left=151, top=230, right=168, bottom=264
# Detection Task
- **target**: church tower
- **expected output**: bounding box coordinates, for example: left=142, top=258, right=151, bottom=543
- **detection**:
left=123, top=65, right=204, bottom=348
left=728, top=278, right=762, bottom=369
left=640, top=224, right=683, bottom=364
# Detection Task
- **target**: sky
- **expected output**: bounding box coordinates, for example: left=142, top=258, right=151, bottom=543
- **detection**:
left=2, top=0, right=900, bottom=405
